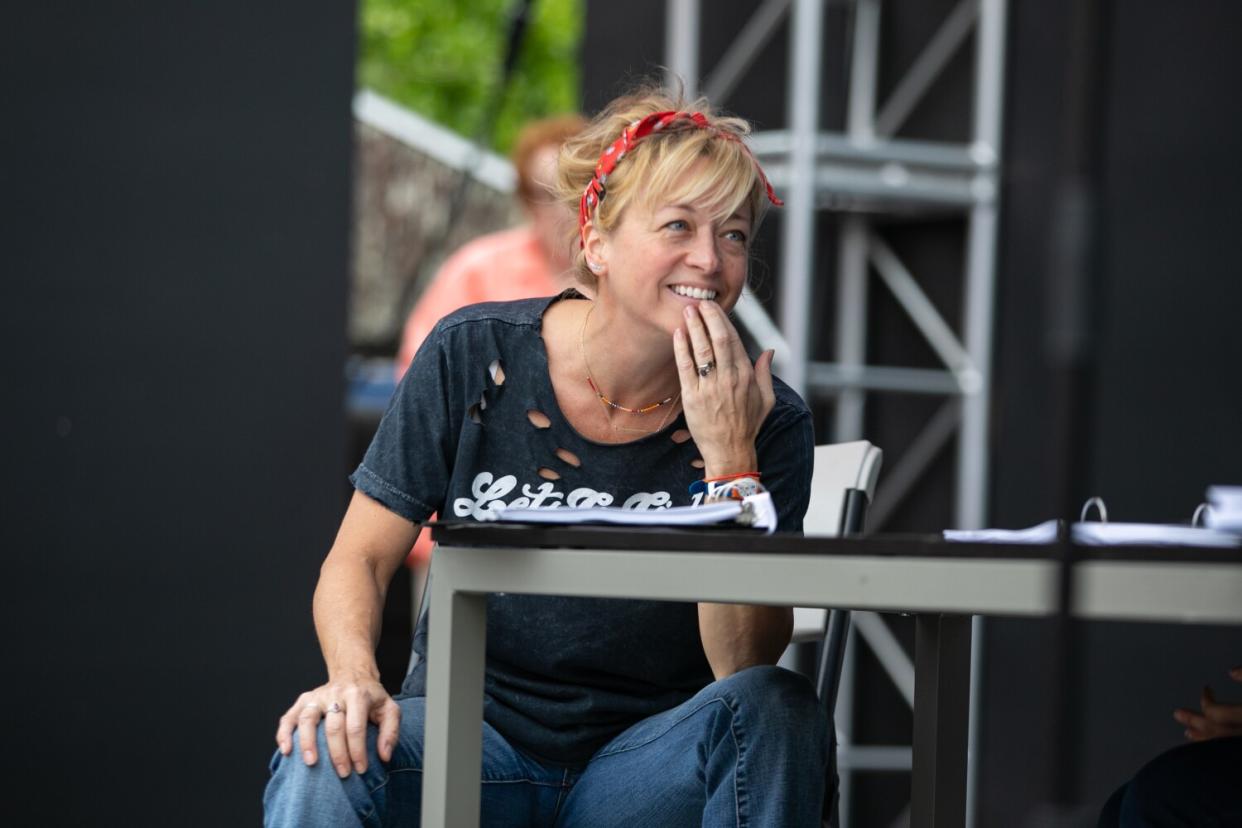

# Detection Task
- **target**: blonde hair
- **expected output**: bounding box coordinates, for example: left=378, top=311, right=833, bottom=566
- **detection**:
left=555, top=86, right=772, bottom=289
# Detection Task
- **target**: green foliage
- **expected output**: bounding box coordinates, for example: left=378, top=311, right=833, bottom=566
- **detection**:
left=358, top=0, right=582, bottom=154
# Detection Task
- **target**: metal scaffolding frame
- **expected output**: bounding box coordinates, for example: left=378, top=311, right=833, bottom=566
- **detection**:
left=665, top=1, right=1008, bottom=825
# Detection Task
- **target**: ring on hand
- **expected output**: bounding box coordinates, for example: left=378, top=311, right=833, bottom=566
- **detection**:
left=327, top=702, right=343, bottom=715
left=697, top=360, right=716, bottom=377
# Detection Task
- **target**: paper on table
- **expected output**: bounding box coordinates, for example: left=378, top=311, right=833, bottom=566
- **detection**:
left=944, top=519, right=1241, bottom=548
left=1204, top=486, right=1242, bottom=532
left=1073, top=522, right=1241, bottom=547
left=487, top=492, right=778, bottom=534
left=943, top=520, right=1060, bottom=545
left=1207, top=486, right=1242, bottom=507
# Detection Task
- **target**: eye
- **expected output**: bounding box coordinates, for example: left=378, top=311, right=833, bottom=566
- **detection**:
left=723, top=229, right=748, bottom=244
left=664, top=219, right=690, bottom=232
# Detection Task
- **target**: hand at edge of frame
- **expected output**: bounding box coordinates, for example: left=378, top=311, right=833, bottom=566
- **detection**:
left=1173, top=666, right=1242, bottom=742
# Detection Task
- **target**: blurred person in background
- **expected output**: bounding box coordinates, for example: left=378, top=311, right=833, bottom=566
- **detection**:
left=394, top=113, right=588, bottom=378
left=264, top=86, right=829, bottom=827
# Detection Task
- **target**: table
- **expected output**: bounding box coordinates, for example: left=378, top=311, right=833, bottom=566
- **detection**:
left=420, top=523, right=1242, bottom=827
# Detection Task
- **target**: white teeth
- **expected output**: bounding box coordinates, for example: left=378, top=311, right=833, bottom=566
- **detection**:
left=671, top=285, right=717, bottom=300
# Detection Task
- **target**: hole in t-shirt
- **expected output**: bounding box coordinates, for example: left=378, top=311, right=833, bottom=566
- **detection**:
left=537, top=467, right=561, bottom=481
left=690, top=458, right=705, bottom=469
left=468, top=403, right=482, bottom=424
left=527, top=409, right=551, bottom=429
left=670, top=429, right=692, bottom=444
left=555, top=447, right=581, bottom=467
left=489, top=359, right=505, bottom=386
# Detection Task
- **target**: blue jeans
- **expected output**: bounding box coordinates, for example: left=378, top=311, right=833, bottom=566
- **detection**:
left=264, top=665, right=830, bottom=827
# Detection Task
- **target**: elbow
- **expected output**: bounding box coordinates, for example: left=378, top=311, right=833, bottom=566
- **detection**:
left=776, top=608, right=794, bottom=654
left=761, top=606, right=795, bottom=666
left=705, top=606, right=795, bottom=680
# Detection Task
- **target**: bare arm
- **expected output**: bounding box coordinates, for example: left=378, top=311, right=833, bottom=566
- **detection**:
left=691, top=439, right=793, bottom=678
left=313, top=490, right=417, bottom=682
left=698, top=603, right=794, bottom=679
left=275, top=490, right=419, bottom=778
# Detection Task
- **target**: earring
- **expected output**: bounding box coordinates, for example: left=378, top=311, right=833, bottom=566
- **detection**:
left=589, top=261, right=602, bottom=272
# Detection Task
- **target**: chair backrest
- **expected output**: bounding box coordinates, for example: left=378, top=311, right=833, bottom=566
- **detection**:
left=804, top=441, right=884, bottom=537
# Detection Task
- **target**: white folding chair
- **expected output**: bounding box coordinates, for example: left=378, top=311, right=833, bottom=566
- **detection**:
left=778, top=440, right=883, bottom=827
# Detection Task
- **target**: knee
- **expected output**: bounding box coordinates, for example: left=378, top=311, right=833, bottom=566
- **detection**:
left=267, top=724, right=340, bottom=782
left=715, top=666, right=829, bottom=741
left=264, top=728, right=344, bottom=820
left=268, top=722, right=384, bottom=786
left=264, top=723, right=391, bottom=824
left=264, top=701, right=426, bottom=827
left=718, top=665, right=820, bottom=711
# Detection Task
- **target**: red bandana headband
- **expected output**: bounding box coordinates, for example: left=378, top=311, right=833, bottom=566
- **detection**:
left=577, top=110, right=783, bottom=244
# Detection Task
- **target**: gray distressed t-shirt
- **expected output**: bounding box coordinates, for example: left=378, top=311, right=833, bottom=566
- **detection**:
left=351, top=294, right=814, bottom=765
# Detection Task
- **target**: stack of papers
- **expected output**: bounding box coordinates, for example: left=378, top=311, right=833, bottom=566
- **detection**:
left=944, top=519, right=1241, bottom=548
left=1204, top=486, right=1242, bottom=532
left=1073, top=522, right=1240, bottom=547
left=942, top=520, right=1059, bottom=545
left=486, top=491, right=779, bottom=534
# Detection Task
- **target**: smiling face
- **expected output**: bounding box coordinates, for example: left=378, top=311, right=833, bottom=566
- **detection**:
left=559, top=91, right=773, bottom=295
left=586, top=162, right=755, bottom=336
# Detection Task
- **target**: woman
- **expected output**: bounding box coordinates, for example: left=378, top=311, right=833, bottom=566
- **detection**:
left=265, top=87, right=829, bottom=827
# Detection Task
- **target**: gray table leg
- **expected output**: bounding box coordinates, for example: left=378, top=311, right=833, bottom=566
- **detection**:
left=420, top=575, right=487, bottom=828
left=911, top=614, right=972, bottom=828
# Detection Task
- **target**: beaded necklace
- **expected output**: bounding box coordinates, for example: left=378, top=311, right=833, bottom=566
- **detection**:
left=578, top=304, right=680, bottom=432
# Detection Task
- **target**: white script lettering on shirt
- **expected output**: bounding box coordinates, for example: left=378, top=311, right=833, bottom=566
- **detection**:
left=451, top=471, right=693, bottom=520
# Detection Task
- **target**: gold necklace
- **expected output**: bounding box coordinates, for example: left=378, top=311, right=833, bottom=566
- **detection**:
left=612, top=390, right=681, bottom=435
left=579, top=304, right=681, bottom=434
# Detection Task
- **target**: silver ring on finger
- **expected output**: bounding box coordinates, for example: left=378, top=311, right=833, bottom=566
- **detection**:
left=697, top=360, right=716, bottom=377
left=327, top=702, right=344, bottom=715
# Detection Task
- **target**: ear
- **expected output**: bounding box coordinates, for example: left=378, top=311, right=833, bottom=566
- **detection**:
left=581, top=220, right=608, bottom=276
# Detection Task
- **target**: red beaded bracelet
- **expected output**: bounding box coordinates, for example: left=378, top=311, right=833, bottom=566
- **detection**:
left=702, top=472, right=762, bottom=483
left=690, top=472, right=763, bottom=497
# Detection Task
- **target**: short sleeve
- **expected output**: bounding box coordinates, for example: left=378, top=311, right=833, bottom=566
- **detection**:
left=755, top=395, right=815, bottom=533
left=350, top=323, right=463, bottom=523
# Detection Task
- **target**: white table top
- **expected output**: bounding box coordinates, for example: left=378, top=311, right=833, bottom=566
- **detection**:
left=428, top=524, right=1242, bottom=624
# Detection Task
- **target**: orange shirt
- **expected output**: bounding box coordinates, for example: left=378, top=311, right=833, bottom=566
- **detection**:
left=395, top=226, right=561, bottom=380
left=394, top=226, right=563, bottom=567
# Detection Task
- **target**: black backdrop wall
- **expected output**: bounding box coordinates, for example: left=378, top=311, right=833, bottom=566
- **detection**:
left=2, top=2, right=357, bottom=824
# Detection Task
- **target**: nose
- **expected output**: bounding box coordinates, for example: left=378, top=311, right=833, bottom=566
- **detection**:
left=684, top=227, right=721, bottom=274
